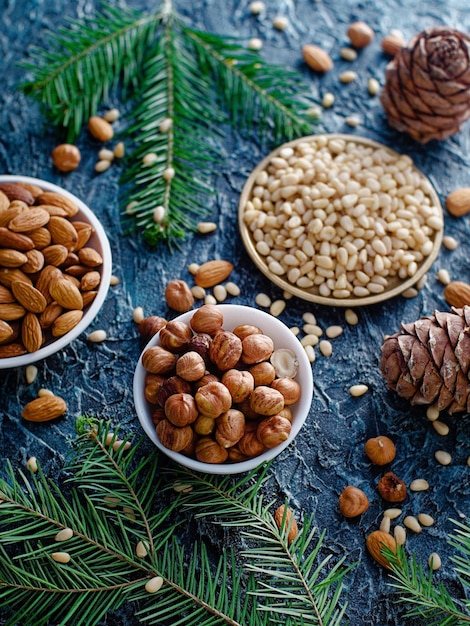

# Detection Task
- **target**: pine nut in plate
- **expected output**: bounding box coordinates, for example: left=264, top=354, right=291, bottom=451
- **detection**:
left=238, top=134, right=443, bottom=307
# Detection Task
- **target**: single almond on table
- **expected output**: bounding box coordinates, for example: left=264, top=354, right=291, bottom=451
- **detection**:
left=302, top=44, right=333, bottom=72
left=443, top=281, right=470, bottom=308
left=194, top=260, right=234, bottom=288
left=446, top=188, right=470, bottom=217
left=22, top=395, right=67, bottom=422
left=366, top=530, right=397, bottom=568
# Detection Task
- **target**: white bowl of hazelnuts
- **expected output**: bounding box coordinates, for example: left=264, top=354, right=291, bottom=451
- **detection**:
left=133, top=304, right=314, bottom=474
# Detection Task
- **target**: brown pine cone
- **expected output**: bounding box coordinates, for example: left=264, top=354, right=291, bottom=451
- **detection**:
left=380, top=27, right=470, bottom=143
left=380, top=306, right=470, bottom=413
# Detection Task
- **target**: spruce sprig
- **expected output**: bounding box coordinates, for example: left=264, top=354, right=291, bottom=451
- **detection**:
left=19, top=0, right=318, bottom=249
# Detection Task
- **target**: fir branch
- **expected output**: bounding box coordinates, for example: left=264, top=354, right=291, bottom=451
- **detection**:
left=171, top=466, right=351, bottom=626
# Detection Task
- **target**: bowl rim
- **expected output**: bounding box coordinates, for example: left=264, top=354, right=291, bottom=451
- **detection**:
left=133, top=304, right=314, bottom=474
left=0, top=174, right=112, bottom=369
left=238, top=133, right=443, bottom=307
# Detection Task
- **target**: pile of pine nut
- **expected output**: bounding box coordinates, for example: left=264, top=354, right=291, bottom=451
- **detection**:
left=242, top=136, right=443, bottom=299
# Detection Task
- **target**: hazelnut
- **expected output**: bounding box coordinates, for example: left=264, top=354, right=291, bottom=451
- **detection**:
left=249, top=361, right=276, bottom=386
left=164, top=392, right=198, bottom=427
left=238, top=428, right=266, bottom=457
left=142, top=345, right=177, bottom=375
left=234, top=397, right=262, bottom=421
left=156, top=375, right=192, bottom=408
left=241, top=334, right=274, bottom=364
left=249, top=386, right=284, bottom=416
left=194, top=372, right=219, bottom=390
left=227, top=446, right=249, bottom=462
left=144, top=373, right=166, bottom=404
left=138, top=316, right=167, bottom=341
left=256, top=415, right=291, bottom=448
left=278, top=406, right=293, bottom=422
left=221, top=369, right=254, bottom=403
left=377, top=472, right=407, bottom=503
left=180, top=428, right=197, bottom=457
left=156, top=419, right=193, bottom=451
left=338, top=486, right=369, bottom=518
left=270, top=377, right=301, bottom=405
left=195, top=381, right=232, bottom=418
left=165, top=279, right=194, bottom=312
left=209, top=331, right=242, bottom=371
left=274, top=504, right=298, bottom=544
left=366, top=530, right=397, bottom=569
left=176, top=351, right=206, bottom=381
left=151, top=407, right=166, bottom=425
left=270, top=348, right=299, bottom=378
left=215, top=409, right=245, bottom=448
left=232, top=324, right=263, bottom=340
left=159, top=320, right=192, bottom=353
left=347, top=21, right=374, bottom=48
left=195, top=437, right=229, bottom=464
left=188, top=333, right=212, bottom=365
left=190, top=304, right=223, bottom=335
left=365, top=436, right=396, bottom=465
left=52, top=144, right=81, bottom=172
left=193, top=414, right=216, bottom=436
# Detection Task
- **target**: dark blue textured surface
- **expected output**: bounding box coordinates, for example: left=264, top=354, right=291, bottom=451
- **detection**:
left=1, top=1, right=469, bottom=624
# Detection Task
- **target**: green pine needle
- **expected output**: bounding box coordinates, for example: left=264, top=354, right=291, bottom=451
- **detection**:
left=18, top=0, right=319, bottom=249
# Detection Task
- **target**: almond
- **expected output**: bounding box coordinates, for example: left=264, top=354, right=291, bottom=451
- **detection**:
left=88, top=116, right=114, bottom=142
left=381, top=33, right=405, bottom=56
left=21, top=312, right=43, bottom=353
left=0, top=249, right=28, bottom=268
left=446, top=188, right=470, bottom=217
left=0, top=190, right=10, bottom=212
left=47, top=216, right=79, bottom=250
left=0, top=227, right=34, bottom=251
left=77, top=247, right=103, bottom=267
left=302, top=44, right=333, bottom=72
left=42, top=244, right=69, bottom=267
left=82, top=290, right=98, bottom=307
left=29, top=227, right=52, bottom=249
left=366, top=530, right=397, bottom=568
left=80, top=271, right=101, bottom=291
left=0, top=268, right=32, bottom=288
left=39, top=302, right=63, bottom=329
left=274, top=504, right=299, bottom=544
left=38, top=204, right=68, bottom=217
left=0, top=203, right=28, bottom=228
left=49, top=277, right=83, bottom=310
left=65, top=264, right=90, bottom=278
left=0, top=342, right=27, bottom=358
left=21, top=249, right=45, bottom=274
left=35, top=265, right=62, bottom=303
left=0, top=182, right=34, bottom=205
left=8, top=208, right=51, bottom=233
left=0, top=285, right=15, bottom=304
left=22, top=395, right=67, bottom=422
left=443, top=281, right=470, bottom=308
left=36, top=192, right=79, bottom=217
left=0, top=303, right=26, bottom=320
left=51, top=309, right=83, bottom=336
left=194, top=260, right=234, bottom=288
left=11, top=281, right=47, bottom=314
left=0, top=319, right=13, bottom=343
left=15, top=182, right=44, bottom=199
left=73, top=222, right=94, bottom=249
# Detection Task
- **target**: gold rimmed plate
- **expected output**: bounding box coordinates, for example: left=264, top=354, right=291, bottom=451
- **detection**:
left=238, top=134, right=443, bottom=307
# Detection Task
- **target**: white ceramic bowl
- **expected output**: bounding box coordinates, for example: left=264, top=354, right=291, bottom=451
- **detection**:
left=133, top=304, right=314, bottom=474
left=0, top=175, right=112, bottom=369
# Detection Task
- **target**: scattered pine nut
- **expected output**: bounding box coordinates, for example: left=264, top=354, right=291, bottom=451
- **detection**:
left=38, top=388, right=54, bottom=397
left=345, top=115, right=361, bottom=127
left=145, top=576, right=164, bottom=594
left=153, top=205, right=166, bottom=223
left=248, top=37, right=263, bottom=51
left=302, top=312, right=317, bottom=325
left=442, top=235, right=458, bottom=250
left=191, top=285, right=206, bottom=299
left=433, top=420, right=449, bottom=436
left=272, top=16, right=288, bottom=30
left=105, top=432, right=115, bottom=446
left=380, top=516, right=391, bottom=533
left=384, top=508, right=402, bottom=519
left=213, top=284, right=227, bottom=302
left=307, top=106, right=322, bottom=120
left=26, top=456, right=38, bottom=473
left=322, top=92, right=335, bottom=108
left=88, top=329, right=107, bottom=343
left=303, top=323, right=323, bottom=336
left=143, top=153, right=158, bottom=165
left=435, top=450, right=452, bottom=465
left=104, top=108, right=120, bottom=122
left=104, top=495, right=121, bottom=508
left=304, top=344, right=316, bottom=363
left=290, top=326, right=300, bottom=336
left=410, top=479, right=429, bottom=492
left=204, top=294, right=217, bottom=305
left=403, top=515, right=422, bottom=533
left=197, top=221, right=217, bottom=234
left=225, top=281, right=240, bottom=296
left=418, top=513, right=434, bottom=527
left=402, top=287, right=418, bottom=299
left=326, top=325, right=343, bottom=339
left=426, top=405, right=440, bottom=422
left=368, top=77, right=380, bottom=95
left=255, top=292, right=271, bottom=307
left=163, top=167, right=175, bottom=181
left=136, top=540, right=149, bottom=558
left=52, top=552, right=71, bottom=564
left=95, top=159, right=111, bottom=173
left=270, top=299, right=286, bottom=317
left=437, top=269, right=451, bottom=285
left=301, top=334, right=319, bottom=347
left=394, top=525, right=406, bottom=546
left=133, top=306, right=144, bottom=324
left=428, top=552, right=441, bottom=570
left=249, top=1, right=265, bottom=14
left=340, top=47, right=357, bottom=61
left=25, top=365, right=38, bottom=384
left=188, top=263, right=200, bottom=275
left=339, top=70, right=357, bottom=83
left=123, top=507, right=136, bottom=521
left=55, top=528, right=74, bottom=542
left=109, top=275, right=120, bottom=286
left=349, top=384, right=368, bottom=397
left=98, top=148, right=115, bottom=162
left=416, top=273, right=428, bottom=290
left=283, top=290, right=293, bottom=300
left=345, top=308, right=359, bottom=325
left=112, top=439, right=132, bottom=452
left=126, top=201, right=138, bottom=214
left=159, top=118, right=173, bottom=133
left=173, top=481, right=193, bottom=493
left=319, top=339, right=333, bottom=357
left=113, top=142, right=125, bottom=158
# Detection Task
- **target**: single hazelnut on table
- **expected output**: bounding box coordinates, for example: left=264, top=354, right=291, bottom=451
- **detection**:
left=377, top=472, right=407, bottom=503
left=190, top=304, right=224, bottom=336
left=209, top=330, right=242, bottom=371
left=164, top=392, right=198, bottom=427
left=142, top=345, right=177, bottom=375
left=165, top=279, right=194, bottom=312
left=195, top=380, right=232, bottom=418
left=156, top=419, right=193, bottom=452
left=365, top=435, right=396, bottom=465
left=338, top=486, right=369, bottom=518
left=241, top=333, right=274, bottom=364
left=270, top=377, right=301, bottom=406
left=195, top=437, right=229, bottom=464
left=215, top=409, right=245, bottom=448
left=221, top=369, right=255, bottom=403
left=250, top=386, right=285, bottom=416
left=347, top=21, right=374, bottom=48
left=256, top=415, right=291, bottom=448
left=159, top=320, right=192, bottom=353
left=51, top=144, right=81, bottom=172
left=176, top=351, right=206, bottom=381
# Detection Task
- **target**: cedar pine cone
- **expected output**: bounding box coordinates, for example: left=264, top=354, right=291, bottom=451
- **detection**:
left=380, top=307, right=470, bottom=413
left=380, top=26, right=470, bottom=143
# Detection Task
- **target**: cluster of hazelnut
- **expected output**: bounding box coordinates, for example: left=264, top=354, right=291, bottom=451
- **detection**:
left=139, top=304, right=301, bottom=464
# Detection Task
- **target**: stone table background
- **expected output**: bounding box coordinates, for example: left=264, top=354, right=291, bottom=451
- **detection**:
left=1, top=0, right=469, bottom=624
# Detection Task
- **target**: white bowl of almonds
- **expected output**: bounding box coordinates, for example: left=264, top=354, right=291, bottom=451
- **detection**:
left=0, top=175, right=112, bottom=368
left=133, top=304, right=314, bottom=474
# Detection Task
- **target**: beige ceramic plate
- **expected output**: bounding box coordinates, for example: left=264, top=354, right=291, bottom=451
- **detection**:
left=238, top=134, right=443, bottom=307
